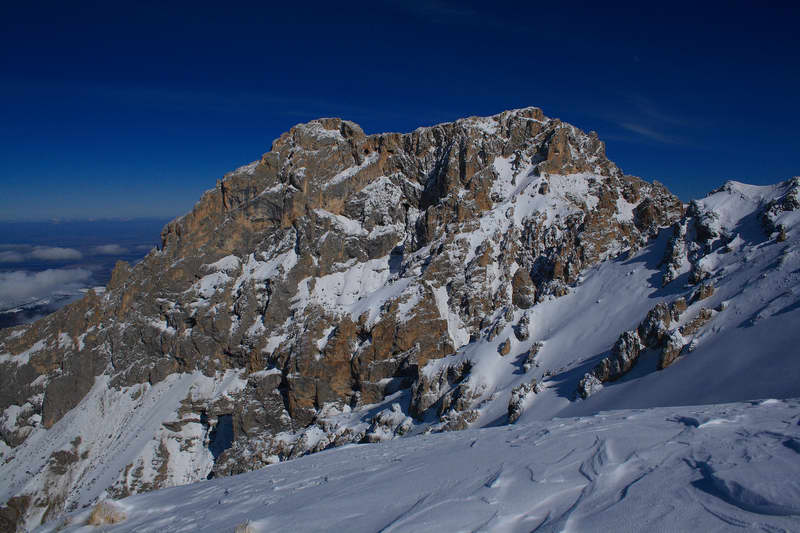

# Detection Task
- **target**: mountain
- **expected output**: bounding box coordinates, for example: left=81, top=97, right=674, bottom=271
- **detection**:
left=1, top=108, right=798, bottom=531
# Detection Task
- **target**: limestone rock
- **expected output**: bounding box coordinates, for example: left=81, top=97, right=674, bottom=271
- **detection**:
left=576, top=373, right=603, bottom=399
left=511, top=269, right=535, bottom=309
left=762, top=177, right=800, bottom=235
left=508, top=379, right=537, bottom=423
left=670, top=297, right=687, bottom=320
left=592, top=330, right=643, bottom=383
left=410, top=360, right=472, bottom=419
left=658, top=331, right=686, bottom=370
left=580, top=299, right=689, bottom=397
left=435, top=409, right=479, bottom=432
left=692, top=284, right=715, bottom=303
left=680, top=308, right=714, bottom=337
left=513, top=313, right=530, bottom=341
left=498, top=338, right=512, bottom=356
left=364, top=403, right=413, bottom=443
left=522, top=342, right=543, bottom=373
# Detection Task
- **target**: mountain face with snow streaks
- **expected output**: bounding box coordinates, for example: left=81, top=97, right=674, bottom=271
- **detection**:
left=0, top=108, right=798, bottom=531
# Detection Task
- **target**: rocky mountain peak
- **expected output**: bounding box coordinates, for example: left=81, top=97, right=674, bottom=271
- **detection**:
left=0, top=107, right=689, bottom=530
left=159, top=107, right=627, bottom=258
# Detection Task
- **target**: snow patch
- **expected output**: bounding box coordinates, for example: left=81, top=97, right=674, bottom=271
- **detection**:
left=431, top=284, right=470, bottom=349
left=0, top=339, right=47, bottom=366
left=325, top=152, right=379, bottom=188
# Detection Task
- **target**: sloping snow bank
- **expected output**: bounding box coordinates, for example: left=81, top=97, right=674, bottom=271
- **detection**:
left=41, top=399, right=800, bottom=533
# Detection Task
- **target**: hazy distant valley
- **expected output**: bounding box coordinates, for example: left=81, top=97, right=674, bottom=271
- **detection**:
left=0, top=219, right=167, bottom=328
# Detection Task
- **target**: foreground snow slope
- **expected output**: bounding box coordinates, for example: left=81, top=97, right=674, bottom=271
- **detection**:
left=42, top=398, right=800, bottom=532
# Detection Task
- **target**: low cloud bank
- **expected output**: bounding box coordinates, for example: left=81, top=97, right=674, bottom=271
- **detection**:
left=91, top=244, right=128, bottom=255
left=0, top=268, right=92, bottom=311
left=30, top=246, right=84, bottom=261
left=0, top=251, right=25, bottom=263
left=0, top=244, right=137, bottom=262
left=0, top=246, right=84, bottom=263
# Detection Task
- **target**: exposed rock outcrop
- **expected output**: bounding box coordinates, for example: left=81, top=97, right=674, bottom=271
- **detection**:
left=508, top=378, right=539, bottom=424
left=522, top=342, right=543, bottom=373
left=577, top=291, right=726, bottom=398
left=578, top=301, right=685, bottom=398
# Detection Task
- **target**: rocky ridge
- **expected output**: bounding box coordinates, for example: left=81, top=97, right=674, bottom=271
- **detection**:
left=2, top=108, right=797, bottom=531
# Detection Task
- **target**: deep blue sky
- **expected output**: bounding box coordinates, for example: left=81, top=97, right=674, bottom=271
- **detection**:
left=1, top=1, right=798, bottom=220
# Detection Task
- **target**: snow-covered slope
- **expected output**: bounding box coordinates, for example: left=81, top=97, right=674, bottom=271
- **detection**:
left=482, top=179, right=800, bottom=423
left=385, top=178, right=800, bottom=433
left=40, top=399, right=800, bottom=532
left=1, top=371, right=248, bottom=528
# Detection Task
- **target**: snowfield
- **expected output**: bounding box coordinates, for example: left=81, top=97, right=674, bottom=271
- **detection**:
left=40, top=399, right=800, bottom=532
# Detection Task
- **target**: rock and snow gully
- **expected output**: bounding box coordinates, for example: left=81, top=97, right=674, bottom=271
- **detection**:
left=0, top=107, right=798, bottom=531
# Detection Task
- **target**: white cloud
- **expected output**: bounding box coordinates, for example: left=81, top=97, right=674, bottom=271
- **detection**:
left=91, top=244, right=129, bottom=255
left=0, top=251, right=25, bottom=263
left=0, top=246, right=85, bottom=262
left=0, top=268, right=92, bottom=310
left=29, top=246, right=83, bottom=261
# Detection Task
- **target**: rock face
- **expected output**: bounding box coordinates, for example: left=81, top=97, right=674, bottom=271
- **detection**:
left=577, top=293, right=718, bottom=397
left=0, top=107, right=688, bottom=530
left=507, top=378, right=538, bottom=423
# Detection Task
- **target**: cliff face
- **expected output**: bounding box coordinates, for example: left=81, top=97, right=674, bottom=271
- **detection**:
left=0, top=107, right=689, bottom=528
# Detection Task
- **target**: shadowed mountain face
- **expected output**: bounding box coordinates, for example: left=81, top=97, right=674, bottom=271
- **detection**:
left=2, top=107, right=798, bottom=531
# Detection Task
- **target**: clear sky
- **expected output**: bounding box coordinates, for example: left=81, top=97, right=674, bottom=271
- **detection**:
left=1, top=1, right=798, bottom=220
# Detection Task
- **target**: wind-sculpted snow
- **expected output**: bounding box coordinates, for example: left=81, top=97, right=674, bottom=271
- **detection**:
left=39, top=399, right=800, bottom=532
